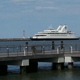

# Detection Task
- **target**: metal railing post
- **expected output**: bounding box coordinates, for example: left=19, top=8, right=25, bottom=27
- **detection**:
left=69, top=45, right=72, bottom=53
left=71, top=46, right=72, bottom=53
left=24, top=47, right=27, bottom=56
left=7, top=48, right=9, bottom=57
left=42, top=46, right=45, bottom=54
left=51, top=46, right=52, bottom=54
left=63, top=47, right=65, bottom=54
left=17, top=47, right=18, bottom=56
left=57, top=46, right=60, bottom=54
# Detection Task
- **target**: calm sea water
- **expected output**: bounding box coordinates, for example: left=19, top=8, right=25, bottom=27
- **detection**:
left=0, top=62, right=80, bottom=80
left=0, top=39, right=80, bottom=80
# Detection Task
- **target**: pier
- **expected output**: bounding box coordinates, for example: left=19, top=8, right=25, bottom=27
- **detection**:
left=0, top=41, right=80, bottom=74
left=0, top=38, right=30, bottom=41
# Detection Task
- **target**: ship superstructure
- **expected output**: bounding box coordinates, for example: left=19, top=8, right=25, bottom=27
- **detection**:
left=30, top=25, right=79, bottom=40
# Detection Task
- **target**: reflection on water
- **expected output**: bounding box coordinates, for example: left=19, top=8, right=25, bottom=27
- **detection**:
left=0, top=63, right=80, bottom=80
left=1, top=69, right=80, bottom=80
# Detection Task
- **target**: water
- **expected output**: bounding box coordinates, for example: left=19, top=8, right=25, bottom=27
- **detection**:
left=1, top=62, right=80, bottom=80
left=0, top=39, right=80, bottom=80
left=0, top=39, right=80, bottom=53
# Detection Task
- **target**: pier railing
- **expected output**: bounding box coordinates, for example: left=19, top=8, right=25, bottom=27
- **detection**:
left=0, top=43, right=80, bottom=57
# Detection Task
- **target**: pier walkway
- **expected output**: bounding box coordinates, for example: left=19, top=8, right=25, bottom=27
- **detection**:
left=0, top=43, right=80, bottom=62
left=0, top=43, right=80, bottom=57
left=0, top=43, right=80, bottom=74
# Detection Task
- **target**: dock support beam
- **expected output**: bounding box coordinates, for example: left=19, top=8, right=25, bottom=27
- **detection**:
left=26, top=61, right=38, bottom=73
left=52, top=63, right=64, bottom=70
left=68, top=62, right=73, bottom=70
left=20, top=61, right=38, bottom=74
left=20, top=66, right=27, bottom=74
left=0, top=65, right=7, bottom=75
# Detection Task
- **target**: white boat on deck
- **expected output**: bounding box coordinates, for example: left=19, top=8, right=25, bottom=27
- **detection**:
left=30, top=25, right=79, bottom=40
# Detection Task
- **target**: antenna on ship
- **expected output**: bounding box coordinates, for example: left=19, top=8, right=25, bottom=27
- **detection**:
left=23, top=30, right=26, bottom=38
left=48, top=24, right=53, bottom=30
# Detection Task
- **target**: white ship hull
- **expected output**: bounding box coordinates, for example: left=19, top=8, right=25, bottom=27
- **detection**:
left=30, top=25, right=79, bottom=40
left=31, top=35, right=79, bottom=40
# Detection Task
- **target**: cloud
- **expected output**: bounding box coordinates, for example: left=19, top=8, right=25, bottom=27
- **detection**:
left=46, top=1, right=54, bottom=4
left=21, top=10, right=33, bottom=13
left=36, top=6, right=58, bottom=10
left=58, top=4, right=80, bottom=15
left=38, top=0, right=54, bottom=4
left=12, top=0, right=35, bottom=3
left=6, top=0, right=80, bottom=16
left=11, top=0, right=36, bottom=5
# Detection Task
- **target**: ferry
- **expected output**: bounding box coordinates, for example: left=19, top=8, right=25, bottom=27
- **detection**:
left=30, top=25, right=79, bottom=40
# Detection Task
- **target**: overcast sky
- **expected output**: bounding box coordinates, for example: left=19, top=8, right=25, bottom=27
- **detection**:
left=0, top=0, right=80, bottom=38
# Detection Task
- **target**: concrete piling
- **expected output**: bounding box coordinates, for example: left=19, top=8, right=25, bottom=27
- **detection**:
left=26, top=61, right=38, bottom=73
left=0, top=65, right=7, bottom=75
left=52, top=63, right=64, bottom=70
left=68, top=62, right=73, bottom=70
left=20, top=66, right=27, bottom=74
left=20, top=61, right=38, bottom=73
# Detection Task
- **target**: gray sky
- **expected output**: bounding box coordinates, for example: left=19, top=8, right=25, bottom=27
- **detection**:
left=0, top=0, right=80, bottom=38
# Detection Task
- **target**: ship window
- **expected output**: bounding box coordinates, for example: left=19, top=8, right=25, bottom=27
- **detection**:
left=35, top=35, right=46, bottom=36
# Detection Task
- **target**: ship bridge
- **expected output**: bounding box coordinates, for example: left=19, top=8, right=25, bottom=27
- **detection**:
left=57, top=25, right=68, bottom=33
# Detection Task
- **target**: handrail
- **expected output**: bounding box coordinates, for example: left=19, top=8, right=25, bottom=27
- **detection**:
left=0, top=44, right=80, bottom=57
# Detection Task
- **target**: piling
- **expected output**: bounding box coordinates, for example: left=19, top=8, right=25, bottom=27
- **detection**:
left=26, top=61, right=38, bottom=73
left=0, top=65, right=7, bottom=75
left=52, top=63, right=64, bottom=70
left=20, top=61, right=38, bottom=73
left=20, top=66, right=27, bottom=74
left=68, top=62, right=73, bottom=70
